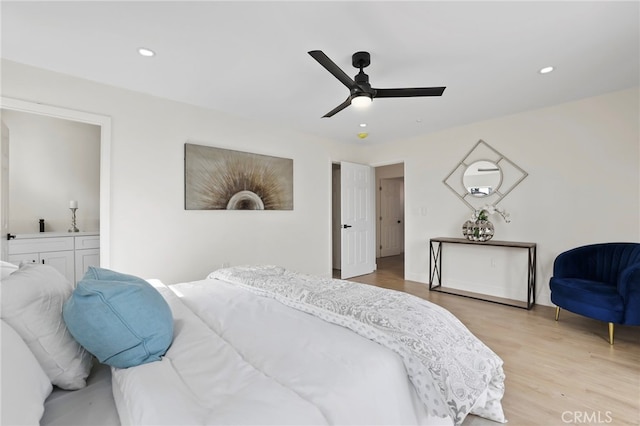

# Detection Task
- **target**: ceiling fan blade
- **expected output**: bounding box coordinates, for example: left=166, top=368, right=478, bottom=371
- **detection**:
left=323, top=96, right=352, bottom=118
left=374, top=87, right=446, bottom=98
left=308, top=50, right=359, bottom=90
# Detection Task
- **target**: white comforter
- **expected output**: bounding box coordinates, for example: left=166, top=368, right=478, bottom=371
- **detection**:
left=112, top=267, right=505, bottom=425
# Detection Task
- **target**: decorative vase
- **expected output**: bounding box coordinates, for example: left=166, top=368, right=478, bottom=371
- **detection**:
left=462, top=219, right=494, bottom=242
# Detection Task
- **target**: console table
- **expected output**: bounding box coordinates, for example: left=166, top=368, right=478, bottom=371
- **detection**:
left=429, top=237, right=536, bottom=309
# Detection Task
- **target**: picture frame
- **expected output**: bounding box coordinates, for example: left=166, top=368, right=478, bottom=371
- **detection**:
left=184, top=143, right=293, bottom=210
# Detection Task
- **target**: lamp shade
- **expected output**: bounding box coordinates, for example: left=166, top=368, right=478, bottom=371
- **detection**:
left=351, top=94, right=372, bottom=108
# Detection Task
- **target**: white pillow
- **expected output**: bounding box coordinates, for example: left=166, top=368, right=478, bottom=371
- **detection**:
left=1, top=319, right=53, bottom=425
left=0, top=260, right=19, bottom=279
left=1, top=263, right=93, bottom=390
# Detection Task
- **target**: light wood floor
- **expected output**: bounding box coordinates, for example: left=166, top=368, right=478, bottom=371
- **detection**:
left=338, top=255, right=640, bottom=426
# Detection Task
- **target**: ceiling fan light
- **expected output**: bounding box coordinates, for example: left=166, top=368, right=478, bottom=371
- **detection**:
left=351, top=94, right=372, bottom=108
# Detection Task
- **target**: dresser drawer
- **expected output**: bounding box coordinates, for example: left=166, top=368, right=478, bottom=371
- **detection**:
left=8, top=253, right=39, bottom=265
left=8, top=237, right=74, bottom=255
left=75, top=236, right=100, bottom=250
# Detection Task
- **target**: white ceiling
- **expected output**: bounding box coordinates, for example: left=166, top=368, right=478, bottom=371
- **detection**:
left=2, top=1, right=639, bottom=145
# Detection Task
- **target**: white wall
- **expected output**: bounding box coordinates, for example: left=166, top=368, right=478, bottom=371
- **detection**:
left=361, top=87, right=640, bottom=305
left=1, top=109, right=100, bottom=233
left=1, top=59, right=347, bottom=283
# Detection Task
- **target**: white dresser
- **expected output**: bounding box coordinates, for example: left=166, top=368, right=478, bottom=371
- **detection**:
left=8, top=232, right=100, bottom=283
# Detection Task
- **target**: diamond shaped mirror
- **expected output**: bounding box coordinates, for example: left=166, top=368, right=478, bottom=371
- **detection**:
left=443, top=139, right=528, bottom=210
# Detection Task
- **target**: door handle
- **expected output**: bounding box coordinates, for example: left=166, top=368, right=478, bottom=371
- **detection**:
left=7, top=233, right=16, bottom=240
left=342, top=224, right=352, bottom=229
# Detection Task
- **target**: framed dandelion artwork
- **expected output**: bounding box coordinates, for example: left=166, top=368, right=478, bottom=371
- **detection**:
left=184, top=143, right=293, bottom=210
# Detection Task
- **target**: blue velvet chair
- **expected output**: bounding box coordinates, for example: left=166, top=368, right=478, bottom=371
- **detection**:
left=549, top=242, right=640, bottom=344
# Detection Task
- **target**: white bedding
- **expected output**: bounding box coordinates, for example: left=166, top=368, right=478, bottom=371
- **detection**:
left=111, top=267, right=506, bottom=426
left=208, top=266, right=505, bottom=424
left=42, top=361, right=119, bottom=426
left=113, top=278, right=447, bottom=425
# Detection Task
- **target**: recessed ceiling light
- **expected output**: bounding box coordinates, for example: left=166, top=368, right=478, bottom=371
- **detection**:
left=138, top=47, right=155, bottom=57
left=359, top=123, right=367, bottom=128
left=539, top=66, right=554, bottom=74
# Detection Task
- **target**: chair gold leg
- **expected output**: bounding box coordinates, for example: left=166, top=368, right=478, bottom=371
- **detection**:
left=608, top=323, right=614, bottom=345
left=555, top=306, right=560, bottom=321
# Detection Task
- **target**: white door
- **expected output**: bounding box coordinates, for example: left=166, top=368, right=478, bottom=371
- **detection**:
left=1, top=120, right=9, bottom=261
left=340, top=161, right=375, bottom=279
left=380, top=177, right=404, bottom=257
left=75, top=249, right=100, bottom=282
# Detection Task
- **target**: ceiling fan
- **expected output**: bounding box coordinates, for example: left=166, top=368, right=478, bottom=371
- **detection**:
left=308, top=50, right=446, bottom=118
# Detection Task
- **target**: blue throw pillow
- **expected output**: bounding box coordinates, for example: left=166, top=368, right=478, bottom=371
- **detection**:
left=63, top=267, right=174, bottom=368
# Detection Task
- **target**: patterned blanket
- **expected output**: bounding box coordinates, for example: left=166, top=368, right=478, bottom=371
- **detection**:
left=208, top=265, right=506, bottom=425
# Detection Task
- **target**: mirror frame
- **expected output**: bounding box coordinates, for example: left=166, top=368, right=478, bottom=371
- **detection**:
left=443, top=139, right=528, bottom=211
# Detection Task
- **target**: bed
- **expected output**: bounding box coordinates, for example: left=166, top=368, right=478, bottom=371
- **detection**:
left=0, top=262, right=506, bottom=426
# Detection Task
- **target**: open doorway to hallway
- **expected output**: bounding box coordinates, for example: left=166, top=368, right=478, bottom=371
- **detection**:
left=375, top=163, right=405, bottom=280
left=332, top=162, right=405, bottom=280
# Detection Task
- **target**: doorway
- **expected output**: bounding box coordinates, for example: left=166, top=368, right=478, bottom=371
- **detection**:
left=375, top=163, right=405, bottom=279
left=331, top=161, right=376, bottom=279
left=0, top=97, right=111, bottom=265
left=332, top=161, right=405, bottom=280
